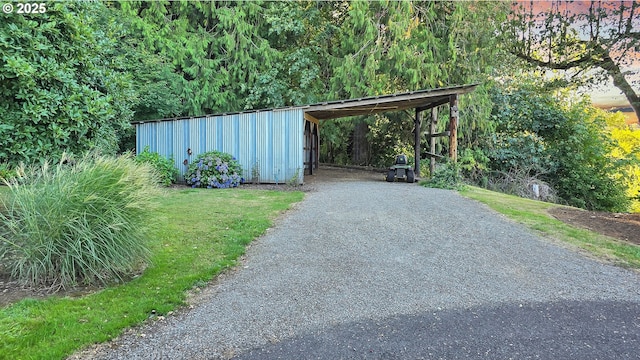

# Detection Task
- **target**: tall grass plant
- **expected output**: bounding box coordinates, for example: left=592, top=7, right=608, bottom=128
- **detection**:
left=0, top=188, right=303, bottom=359
left=0, top=153, right=159, bottom=288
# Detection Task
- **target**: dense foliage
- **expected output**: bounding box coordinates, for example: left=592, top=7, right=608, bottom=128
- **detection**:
left=186, top=151, right=243, bottom=189
left=606, top=113, right=640, bottom=212
left=419, top=161, right=465, bottom=191
left=0, top=3, right=135, bottom=164
left=482, top=83, right=631, bottom=212
left=0, top=154, right=159, bottom=287
left=135, top=146, right=178, bottom=186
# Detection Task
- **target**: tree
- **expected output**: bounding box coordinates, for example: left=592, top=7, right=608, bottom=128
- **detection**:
left=606, top=112, right=640, bottom=212
left=0, top=2, right=134, bottom=165
left=114, top=1, right=287, bottom=116
left=244, top=1, right=326, bottom=109
left=505, top=0, right=640, bottom=125
left=315, top=1, right=510, bottom=167
left=487, top=83, right=631, bottom=212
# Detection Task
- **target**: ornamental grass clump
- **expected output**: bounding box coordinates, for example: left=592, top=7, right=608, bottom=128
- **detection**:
left=186, top=151, right=243, bottom=188
left=0, top=153, right=159, bottom=288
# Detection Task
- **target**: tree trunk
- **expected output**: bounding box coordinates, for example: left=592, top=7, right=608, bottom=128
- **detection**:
left=600, top=52, right=640, bottom=126
left=350, top=120, right=370, bottom=165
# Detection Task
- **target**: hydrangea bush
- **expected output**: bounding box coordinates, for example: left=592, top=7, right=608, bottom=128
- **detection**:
left=186, top=151, right=243, bottom=188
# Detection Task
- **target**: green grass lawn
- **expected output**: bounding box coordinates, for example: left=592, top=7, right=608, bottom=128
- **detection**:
left=460, top=186, right=640, bottom=269
left=0, top=187, right=303, bottom=360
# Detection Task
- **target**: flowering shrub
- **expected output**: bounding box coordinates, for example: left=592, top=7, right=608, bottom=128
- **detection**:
left=186, top=151, right=243, bottom=188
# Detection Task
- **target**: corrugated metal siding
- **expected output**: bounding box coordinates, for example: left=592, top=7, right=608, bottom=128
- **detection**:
left=135, top=108, right=305, bottom=184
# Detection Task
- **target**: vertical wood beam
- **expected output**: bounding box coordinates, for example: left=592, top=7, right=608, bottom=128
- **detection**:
left=309, top=126, right=314, bottom=176
left=414, top=108, right=422, bottom=177
left=448, top=94, right=459, bottom=162
left=314, top=123, right=319, bottom=170
left=430, top=107, right=438, bottom=176
left=304, top=121, right=312, bottom=175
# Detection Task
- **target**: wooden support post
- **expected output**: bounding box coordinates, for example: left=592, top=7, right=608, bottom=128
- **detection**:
left=309, top=125, right=314, bottom=176
left=314, top=123, right=319, bottom=171
left=448, top=94, right=458, bottom=162
left=414, top=108, right=422, bottom=177
left=430, top=107, right=438, bottom=176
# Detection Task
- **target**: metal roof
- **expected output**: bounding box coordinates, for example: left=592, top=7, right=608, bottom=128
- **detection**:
left=131, top=84, right=478, bottom=124
left=302, top=84, right=478, bottom=120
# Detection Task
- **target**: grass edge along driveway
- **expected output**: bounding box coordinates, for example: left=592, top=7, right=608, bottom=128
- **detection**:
left=0, top=188, right=304, bottom=360
left=460, top=186, right=640, bottom=269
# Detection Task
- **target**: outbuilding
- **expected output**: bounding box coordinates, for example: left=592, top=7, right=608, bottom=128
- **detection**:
left=133, top=84, right=477, bottom=184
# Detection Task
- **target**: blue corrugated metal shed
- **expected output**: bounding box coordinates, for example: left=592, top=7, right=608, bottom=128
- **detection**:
left=135, top=107, right=308, bottom=184
left=133, top=85, right=477, bottom=185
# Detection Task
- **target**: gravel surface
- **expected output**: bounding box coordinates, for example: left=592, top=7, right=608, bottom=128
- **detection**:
left=73, top=180, right=640, bottom=359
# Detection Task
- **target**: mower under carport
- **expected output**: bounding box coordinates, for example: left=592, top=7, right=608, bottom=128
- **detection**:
left=386, top=154, right=415, bottom=183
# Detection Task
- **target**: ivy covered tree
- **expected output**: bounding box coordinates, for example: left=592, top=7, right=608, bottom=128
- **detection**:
left=0, top=2, right=135, bottom=165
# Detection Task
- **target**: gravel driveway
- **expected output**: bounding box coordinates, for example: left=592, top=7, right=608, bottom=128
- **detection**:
left=76, top=179, right=640, bottom=359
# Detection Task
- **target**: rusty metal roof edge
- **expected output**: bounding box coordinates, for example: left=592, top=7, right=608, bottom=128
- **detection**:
left=130, top=84, right=479, bottom=125
left=130, top=105, right=306, bottom=125
left=305, top=84, right=478, bottom=111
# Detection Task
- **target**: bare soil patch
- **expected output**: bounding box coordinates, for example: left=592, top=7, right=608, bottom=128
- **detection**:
left=548, top=207, right=640, bottom=245
left=0, top=273, right=99, bottom=308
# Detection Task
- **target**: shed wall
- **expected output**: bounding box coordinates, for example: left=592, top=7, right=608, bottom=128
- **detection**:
left=135, top=108, right=305, bottom=184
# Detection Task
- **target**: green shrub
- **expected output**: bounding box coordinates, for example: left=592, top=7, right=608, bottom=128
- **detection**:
left=420, top=161, right=466, bottom=190
left=135, top=146, right=178, bottom=186
left=458, top=148, right=490, bottom=183
left=488, top=86, right=631, bottom=212
left=0, top=153, right=159, bottom=288
left=186, top=151, right=243, bottom=188
left=0, top=164, right=16, bottom=183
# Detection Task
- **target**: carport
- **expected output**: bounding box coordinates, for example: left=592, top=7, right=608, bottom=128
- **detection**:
left=303, top=84, right=477, bottom=177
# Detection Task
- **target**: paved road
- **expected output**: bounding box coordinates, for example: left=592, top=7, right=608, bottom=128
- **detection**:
left=83, top=180, right=640, bottom=359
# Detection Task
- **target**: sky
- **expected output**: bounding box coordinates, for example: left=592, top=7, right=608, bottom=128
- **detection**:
left=514, top=0, right=639, bottom=123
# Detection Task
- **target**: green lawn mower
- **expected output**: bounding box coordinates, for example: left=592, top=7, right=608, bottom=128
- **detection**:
left=386, top=154, right=415, bottom=183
